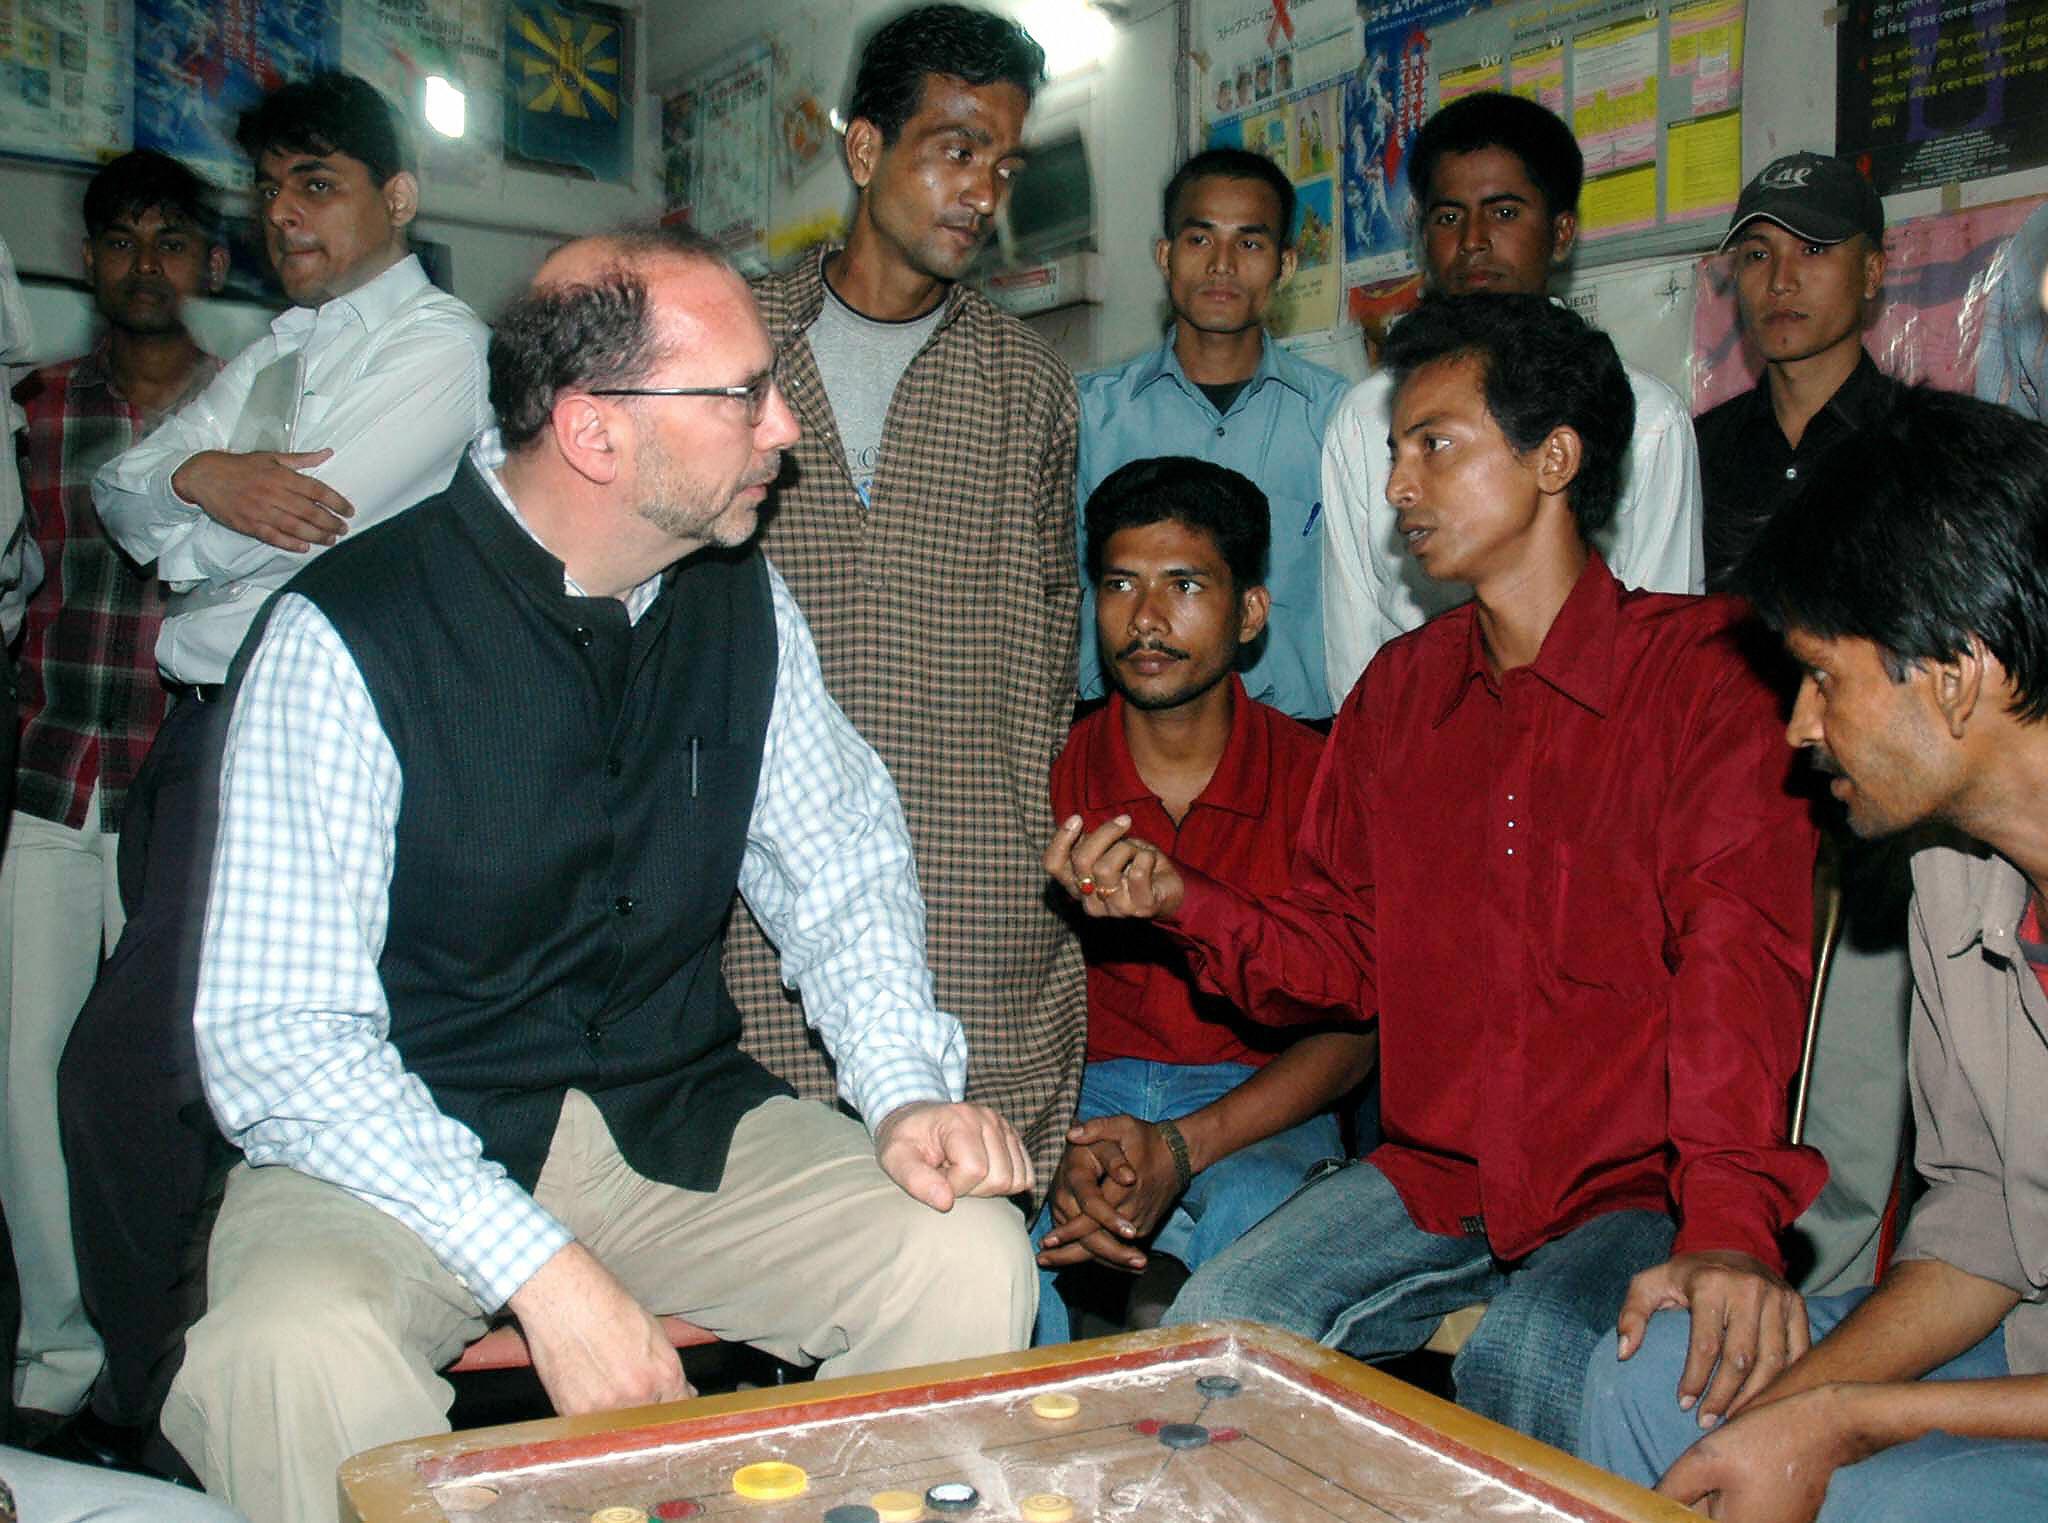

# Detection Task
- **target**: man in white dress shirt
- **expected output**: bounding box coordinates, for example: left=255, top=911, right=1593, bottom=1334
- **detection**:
left=1320, top=91, right=1703, bottom=702
left=163, top=225, right=1034, bottom=1523
left=57, top=71, right=490, bottom=1456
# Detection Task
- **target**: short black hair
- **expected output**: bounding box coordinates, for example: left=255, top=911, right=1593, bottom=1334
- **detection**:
left=236, top=71, right=412, bottom=188
left=82, top=150, right=217, bottom=243
left=1084, top=456, right=1269, bottom=590
left=1407, top=91, right=1583, bottom=218
left=1380, top=292, right=1633, bottom=538
left=1734, top=385, right=2048, bottom=724
left=490, top=223, right=732, bottom=452
left=846, top=5, right=1046, bottom=143
left=1161, top=147, right=1296, bottom=247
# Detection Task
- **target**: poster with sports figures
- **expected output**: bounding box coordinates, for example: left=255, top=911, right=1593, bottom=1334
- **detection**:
left=1201, top=0, right=1361, bottom=129
left=1690, top=194, right=2044, bottom=411
left=0, top=0, right=133, bottom=165
left=1338, top=0, right=1487, bottom=285
left=662, top=40, right=772, bottom=253
left=1837, top=0, right=2048, bottom=196
left=342, top=0, right=505, bottom=196
left=134, top=0, right=341, bottom=189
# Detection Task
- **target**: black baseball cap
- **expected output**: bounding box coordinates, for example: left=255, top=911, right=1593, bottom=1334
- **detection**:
left=1719, top=152, right=1885, bottom=251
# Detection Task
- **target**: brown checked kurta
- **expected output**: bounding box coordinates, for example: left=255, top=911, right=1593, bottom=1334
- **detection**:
left=731, top=251, right=1086, bottom=1198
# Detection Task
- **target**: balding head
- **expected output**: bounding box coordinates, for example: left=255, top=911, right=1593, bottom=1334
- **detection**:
left=490, top=224, right=736, bottom=452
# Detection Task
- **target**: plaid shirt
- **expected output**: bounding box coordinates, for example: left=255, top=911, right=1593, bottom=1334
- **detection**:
left=732, top=252, right=1087, bottom=1195
left=12, top=344, right=219, bottom=831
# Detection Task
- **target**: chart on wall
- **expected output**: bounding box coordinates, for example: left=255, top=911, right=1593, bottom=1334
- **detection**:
left=1208, top=80, right=1344, bottom=336
left=134, top=0, right=340, bottom=188
left=0, top=0, right=134, bottom=165
left=1837, top=0, right=2048, bottom=195
left=1423, top=0, right=1746, bottom=264
left=661, top=39, right=771, bottom=252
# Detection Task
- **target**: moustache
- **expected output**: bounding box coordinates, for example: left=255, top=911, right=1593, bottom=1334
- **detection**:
left=1116, top=639, right=1190, bottom=662
left=1804, top=745, right=1843, bottom=778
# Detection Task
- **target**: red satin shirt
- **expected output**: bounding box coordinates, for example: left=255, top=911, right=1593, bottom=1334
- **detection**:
left=1165, top=558, right=1826, bottom=1269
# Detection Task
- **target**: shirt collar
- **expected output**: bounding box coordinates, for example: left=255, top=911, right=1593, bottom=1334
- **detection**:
left=784, top=246, right=967, bottom=341
left=1943, top=841, right=2033, bottom=961
left=1080, top=674, right=1271, bottom=819
left=1433, top=552, right=1623, bottom=726
left=270, top=252, right=429, bottom=341
left=68, top=339, right=115, bottom=391
left=1132, top=329, right=1317, bottom=404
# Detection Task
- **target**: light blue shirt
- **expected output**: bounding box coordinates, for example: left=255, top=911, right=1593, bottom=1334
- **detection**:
left=1076, top=332, right=1349, bottom=720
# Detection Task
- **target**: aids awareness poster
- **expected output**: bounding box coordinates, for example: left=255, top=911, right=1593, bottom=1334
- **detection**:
left=1838, top=0, right=2048, bottom=196
left=1689, top=194, right=2045, bottom=412
left=1202, top=0, right=1361, bottom=129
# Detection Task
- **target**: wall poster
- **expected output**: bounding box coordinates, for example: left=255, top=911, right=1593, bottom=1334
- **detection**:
left=0, top=0, right=133, bottom=165
left=662, top=39, right=772, bottom=253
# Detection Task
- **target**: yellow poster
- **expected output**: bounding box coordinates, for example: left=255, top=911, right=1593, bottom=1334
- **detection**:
left=1579, top=163, right=1658, bottom=241
left=1666, top=110, right=1742, bottom=223
left=1509, top=43, right=1565, bottom=117
left=1440, top=59, right=1505, bottom=106
left=1573, top=17, right=1659, bottom=175
left=1670, top=0, right=1745, bottom=115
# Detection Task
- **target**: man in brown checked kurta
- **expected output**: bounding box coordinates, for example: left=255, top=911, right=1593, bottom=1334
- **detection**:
left=729, top=5, right=1085, bottom=1191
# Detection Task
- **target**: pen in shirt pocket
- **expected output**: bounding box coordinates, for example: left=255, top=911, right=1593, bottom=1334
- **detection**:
left=1302, top=500, right=1323, bottom=536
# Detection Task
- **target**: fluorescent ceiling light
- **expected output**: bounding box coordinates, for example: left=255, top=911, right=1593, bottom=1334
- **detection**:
left=424, top=75, right=467, bottom=140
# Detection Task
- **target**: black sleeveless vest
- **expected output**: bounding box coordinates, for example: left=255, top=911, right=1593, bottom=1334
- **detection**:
left=282, top=459, right=790, bottom=1193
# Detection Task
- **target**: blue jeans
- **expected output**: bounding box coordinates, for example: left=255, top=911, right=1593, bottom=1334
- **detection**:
left=1581, top=1288, right=2048, bottom=1521
left=1164, top=1158, right=1674, bottom=1451
left=1029, top=1058, right=1343, bottom=1345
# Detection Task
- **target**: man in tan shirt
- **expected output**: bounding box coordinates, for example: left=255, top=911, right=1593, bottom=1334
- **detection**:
left=1582, top=384, right=2048, bottom=1522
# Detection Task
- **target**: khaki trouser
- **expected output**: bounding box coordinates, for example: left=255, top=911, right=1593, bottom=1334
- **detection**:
left=164, top=1094, right=1034, bottom=1523
left=0, top=797, right=123, bottom=1414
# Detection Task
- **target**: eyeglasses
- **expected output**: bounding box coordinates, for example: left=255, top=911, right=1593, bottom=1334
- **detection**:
left=589, top=369, right=778, bottom=425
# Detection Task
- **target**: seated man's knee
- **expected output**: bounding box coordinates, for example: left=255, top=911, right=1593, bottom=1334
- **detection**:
left=883, top=1195, right=1034, bottom=1332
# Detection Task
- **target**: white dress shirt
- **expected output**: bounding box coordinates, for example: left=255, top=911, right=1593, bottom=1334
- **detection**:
left=93, top=254, right=489, bottom=684
left=0, top=235, right=42, bottom=640
left=193, top=438, right=966, bottom=1310
left=1319, top=353, right=1705, bottom=704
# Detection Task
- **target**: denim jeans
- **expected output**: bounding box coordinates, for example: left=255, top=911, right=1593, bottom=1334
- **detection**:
left=1164, top=1158, right=1674, bottom=1450
left=1029, top=1058, right=1343, bottom=1345
left=1581, top=1288, right=2048, bottom=1520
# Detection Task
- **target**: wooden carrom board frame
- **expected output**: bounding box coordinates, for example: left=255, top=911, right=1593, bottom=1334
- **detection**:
left=339, top=1320, right=1696, bottom=1522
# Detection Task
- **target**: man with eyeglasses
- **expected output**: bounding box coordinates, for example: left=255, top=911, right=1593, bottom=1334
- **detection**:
left=158, top=225, right=1036, bottom=1523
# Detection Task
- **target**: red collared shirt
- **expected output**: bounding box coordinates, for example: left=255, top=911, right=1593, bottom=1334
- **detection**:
left=1054, top=676, right=1326, bottom=1068
left=1166, top=557, right=1826, bottom=1268
left=13, top=344, right=218, bottom=831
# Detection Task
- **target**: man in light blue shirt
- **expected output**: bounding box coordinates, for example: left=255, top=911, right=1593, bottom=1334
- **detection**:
left=1077, top=148, right=1349, bottom=721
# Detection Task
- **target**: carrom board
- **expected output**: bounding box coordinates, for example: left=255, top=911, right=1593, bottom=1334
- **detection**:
left=340, top=1320, right=1693, bottom=1523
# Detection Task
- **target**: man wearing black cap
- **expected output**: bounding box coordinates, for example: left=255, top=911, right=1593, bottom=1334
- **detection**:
left=1693, top=151, right=1913, bottom=1305
left=1696, top=150, right=1890, bottom=590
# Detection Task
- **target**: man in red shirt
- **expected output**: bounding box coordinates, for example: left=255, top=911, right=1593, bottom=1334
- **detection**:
left=5, top=149, right=223, bottom=1446
left=1047, top=294, right=1823, bottom=1449
left=1034, top=456, right=1374, bottom=1343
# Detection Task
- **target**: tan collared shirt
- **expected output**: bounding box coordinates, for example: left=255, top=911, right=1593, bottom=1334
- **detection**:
left=1896, top=840, right=2048, bottom=1373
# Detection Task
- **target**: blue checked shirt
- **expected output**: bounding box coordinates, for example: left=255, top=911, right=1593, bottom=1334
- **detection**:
left=194, top=438, right=966, bottom=1311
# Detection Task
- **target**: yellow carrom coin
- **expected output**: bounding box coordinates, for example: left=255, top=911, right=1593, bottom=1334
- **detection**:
left=1028, top=1391, right=1079, bottom=1420
left=732, top=1460, right=807, bottom=1501
left=1020, top=1492, right=1075, bottom=1522
left=870, top=1488, right=925, bottom=1521
left=589, top=1509, right=649, bottom=1523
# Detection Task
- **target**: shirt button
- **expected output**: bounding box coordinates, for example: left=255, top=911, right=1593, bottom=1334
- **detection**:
left=1506, top=847, right=1515, bottom=856
left=1507, top=820, right=1516, bottom=828
left=572, top=626, right=593, bottom=647
left=614, top=895, right=635, bottom=916
left=1784, top=466, right=1798, bottom=479
left=1507, top=793, right=1515, bottom=801
left=1214, top=425, right=1225, bottom=437
left=605, top=755, right=623, bottom=777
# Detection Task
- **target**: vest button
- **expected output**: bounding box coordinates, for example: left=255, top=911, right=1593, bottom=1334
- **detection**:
left=606, top=755, right=623, bottom=777
left=584, top=1022, right=602, bottom=1044
left=572, top=626, right=593, bottom=647
left=614, top=895, right=635, bottom=916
